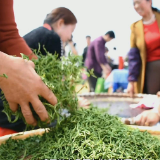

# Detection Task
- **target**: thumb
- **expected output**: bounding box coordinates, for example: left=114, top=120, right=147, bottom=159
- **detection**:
left=157, top=91, right=160, bottom=97
left=28, top=60, right=35, bottom=68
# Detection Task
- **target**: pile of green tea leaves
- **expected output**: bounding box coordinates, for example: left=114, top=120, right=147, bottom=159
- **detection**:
left=2, top=53, right=90, bottom=129
left=0, top=107, right=160, bottom=159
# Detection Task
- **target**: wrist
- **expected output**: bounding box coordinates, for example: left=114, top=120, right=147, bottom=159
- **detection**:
left=0, top=52, right=10, bottom=84
left=0, top=52, right=6, bottom=74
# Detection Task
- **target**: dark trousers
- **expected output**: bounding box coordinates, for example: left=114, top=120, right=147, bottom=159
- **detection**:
left=143, top=60, right=160, bottom=94
left=112, top=65, right=118, bottom=70
left=87, top=70, right=102, bottom=92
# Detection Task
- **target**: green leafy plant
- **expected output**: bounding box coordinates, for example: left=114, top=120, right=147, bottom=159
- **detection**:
left=1, top=52, right=159, bottom=159
left=1, top=53, right=88, bottom=129
left=0, top=107, right=160, bottom=159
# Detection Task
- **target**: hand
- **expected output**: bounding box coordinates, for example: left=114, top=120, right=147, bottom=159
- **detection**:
left=106, top=64, right=112, bottom=74
left=157, top=91, right=160, bottom=97
left=127, top=82, right=135, bottom=97
left=103, top=64, right=112, bottom=78
left=135, top=110, right=160, bottom=126
left=78, top=97, right=90, bottom=109
left=28, top=53, right=38, bottom=60
left=68, top=41, right=74, bottom=45
left=0, top=52, right=57, bottom=126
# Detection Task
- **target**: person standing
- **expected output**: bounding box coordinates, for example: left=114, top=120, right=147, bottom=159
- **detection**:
left=82, top=36, right=91, bottom=66
left=127, top=0, right=160, bottom=97
left=85, top=31, right=115, bottom=92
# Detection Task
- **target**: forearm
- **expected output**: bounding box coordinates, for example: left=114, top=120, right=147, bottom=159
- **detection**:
left=100, top=63, right=108, bottom=72
left=70, top=44, right=78, bottom=55
left=0, top=0, right=36, bottom=59
left=0, top=51, right=7, bottom=70
left=100, top=63, right=106, bottom=70
left=0, top=52, right=9, bottom=84
left=128, top=48, right=141, bottom=82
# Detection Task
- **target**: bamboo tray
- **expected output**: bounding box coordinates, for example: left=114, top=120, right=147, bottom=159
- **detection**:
left=1, top=125, right=160, bottom=146
left=0, top=93, right=160, bottom=145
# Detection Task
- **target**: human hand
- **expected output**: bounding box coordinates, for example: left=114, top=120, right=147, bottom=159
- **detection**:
left=78, top=97, right=90, bottom=109
left=103, top=64, right=111, bottom=78
left=106, top=64, right=112, bottom=74
left=135, top=110, right=160, bottom=126
left=0, top=52, right=57, bottom=126
left=28, top=53, right=38, bottom=60
left=68, top=41, right=75, bottom=48
left=157, top=91, right=160, bottom=97
left=127, top=82, right=135, bottom=97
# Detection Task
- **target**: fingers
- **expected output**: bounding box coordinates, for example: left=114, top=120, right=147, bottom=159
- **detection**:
left=135, top=113, right=148, bottom=126
left=82, top=105, right=90, bottom=109
left=144, top=121, right=149, bottom=126
left=8, top=102, right=18, bottom=112
left=28, top=53, right=38, bottom=60
left=78, top=97, right=90, bottom=109
left=24, top=59, right=35, bottom=68
left=30, top=96, right=49, bottom=122
left=20, top=102, right=37, bottom=126
left=28, top=60, right=35, bottom=68
left=40, top=83, right=57, bottom=106
left=157, top=91, right=160, bottom=97
left=82, top=99, right=90, bottom=106
left=140, top=116, right=147, bottom=126
left=135, top=110, right=160, bottom=127
left=148, top=120, right=155, bottom=126
left=31, top=54, right=38, bottom=60
left=135, top=114, right=142, bottom=126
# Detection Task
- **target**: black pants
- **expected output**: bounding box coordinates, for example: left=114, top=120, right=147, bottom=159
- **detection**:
left=112, top=65, right=118, bottom=70
left=87, top=70, right=102, bottom=92
left=143, top=60, right=160, bottom=94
